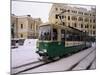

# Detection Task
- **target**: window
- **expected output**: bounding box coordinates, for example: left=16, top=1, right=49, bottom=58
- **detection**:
left=68, top=23, right=70, bottom=26
left=55, top=14, right=59, bottom=19
left=93, top=31, right=95, bottom=35
left=62, top=15, right=64, bottom=19
left=90, top=25, right=92, bottom=28
left=53, top=29, right=57, bottom=40
left=31, top=24, right=32, bottom=29
left=11, top=24, right=14, bottom=38
left=21, top=24, right=23, bottom=29
left=85, top=24, right=89, bottom=28
left=21, top=34, right=23, bottom=38
left=90, top=30, right=92, bottom=34
left=85, top=25, right=87, bottom=28
left=84, top=13, right=89, bottom=15
left=90, top=19, right=92, bottom=22
left=93, top=14, right=95, bottom=17
left=68, top=16, right=70, bottom=20
left=72, top=16, right=77, bottom=21
left=65, top=31, right=81, bottom=41
left=56, top=15, right=65, bottom=19
left=87, top=24, right=89, bottom=28
left=74, top=23, right=77, bottom=27
left=81, top=24, right=83, bottom=28
left=72, top=10, right=77, bottom=13
left=93, top=19, right=96, bottom=23
left=55, top=8, right=58, bottom=11
left=66, top=9, right=70, bottom=12
left=60, top=8, right=63, bottom=11
left=93, top=26, right=95, bottom=29
left=61, top=29, right=65, bottom=41
left=78, top=17, right=83, bottom=21
left=78, top=12, right=83, bottom=15
left=39, top=26, right=51, bottom=40
left=62, top=22, right=65, bottom=26
left=84, top=18, right=89, bottom=22
left=59, top=16, right=62, bottom=19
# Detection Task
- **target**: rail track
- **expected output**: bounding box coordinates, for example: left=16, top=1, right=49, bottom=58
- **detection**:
left=66, top=48, right=95, bottom=71
left=11, top=47, right=96, bottom=75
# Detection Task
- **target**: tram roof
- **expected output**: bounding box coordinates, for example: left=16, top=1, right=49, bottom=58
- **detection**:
left=39, top=23, right=88, bottom=36
left=67, top=26, right=88, bottom=35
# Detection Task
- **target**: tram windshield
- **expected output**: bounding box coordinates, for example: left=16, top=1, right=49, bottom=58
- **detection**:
left=39, top=25, right=51, bottom=40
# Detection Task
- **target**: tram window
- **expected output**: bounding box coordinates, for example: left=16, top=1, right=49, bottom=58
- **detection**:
left=61, top=29, right=65, bottom=41
left=65, top=31, right=81, bottom=41
left=40, top=31, right=51, bottom=40
left=65, top=31, right=72, bottom=41
left=53, top=29, right=57, bottom=41
left=39, top=26, right=51, bottom=40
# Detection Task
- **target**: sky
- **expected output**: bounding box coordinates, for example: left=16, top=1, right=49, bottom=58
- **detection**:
left=12, top=0, right=96, bottom=23
left=12, top=1, right=52, bottom=22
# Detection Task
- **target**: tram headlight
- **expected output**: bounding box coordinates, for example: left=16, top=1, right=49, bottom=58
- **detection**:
left=43, top=49, right=47, bottom=52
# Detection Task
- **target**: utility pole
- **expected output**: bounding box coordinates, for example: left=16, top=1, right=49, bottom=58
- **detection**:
left=57, top=9, right=66, bottom=26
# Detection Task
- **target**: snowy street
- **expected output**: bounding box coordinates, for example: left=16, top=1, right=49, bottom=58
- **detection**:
left=11, top=39, right=39, bottom=68
left=11, top=39, right=96, bottom=74
left=21, top=47, right=96, bottom=74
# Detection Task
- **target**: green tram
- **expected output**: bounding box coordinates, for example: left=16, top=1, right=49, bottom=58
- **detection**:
left=36, top=23, right=91, bottom=60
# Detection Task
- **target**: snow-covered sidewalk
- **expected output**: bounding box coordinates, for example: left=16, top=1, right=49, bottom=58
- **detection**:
left=22, top=46, right=95, bottom=73
left=11, top=39, right=40, bottom=68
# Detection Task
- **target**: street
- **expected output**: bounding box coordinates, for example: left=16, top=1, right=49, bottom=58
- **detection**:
left=11, top=39, right=96, bottom=74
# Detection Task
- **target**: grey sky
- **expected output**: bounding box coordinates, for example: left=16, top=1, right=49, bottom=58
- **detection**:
left=12, top=1, right=52, bottom=22
left=12, top=1, right=96, bottom=23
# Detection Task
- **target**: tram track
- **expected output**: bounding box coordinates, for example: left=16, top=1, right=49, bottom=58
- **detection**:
left=11, top=47, right=95, bottom=75
left=12, top=60, right=42, bottom=69
left=86, top=57, right=96, bottom=70
left=11, top=58, right=53, bottom=75
left=66, top=48, right=95, bottom=71
left=11, top=61, right=44, bottom=75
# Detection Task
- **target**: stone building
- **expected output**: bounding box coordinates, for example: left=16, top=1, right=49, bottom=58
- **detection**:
left=49, top=3, right=96, bottom=37
left=11, top=14, right=42, bottom=39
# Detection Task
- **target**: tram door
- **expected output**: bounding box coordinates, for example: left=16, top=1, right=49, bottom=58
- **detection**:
left=61, top=29, right=65, bottom=45
left=52, top=29, right=57, bottom=41
left=61, top=29, right=65, bottom=41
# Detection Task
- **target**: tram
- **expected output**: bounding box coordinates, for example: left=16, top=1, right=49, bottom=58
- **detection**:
left=36, top=23, right=91, bottom=60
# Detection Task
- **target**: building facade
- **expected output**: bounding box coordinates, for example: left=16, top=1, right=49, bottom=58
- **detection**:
left=49, top=4, right=96, bottom=37
left=11, top=14, right=18, bottom=39
left=11, top=15, right=42, bottom=39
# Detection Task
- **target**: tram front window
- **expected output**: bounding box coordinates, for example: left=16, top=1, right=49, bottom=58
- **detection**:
left=39, top=26, right=51, bottom=40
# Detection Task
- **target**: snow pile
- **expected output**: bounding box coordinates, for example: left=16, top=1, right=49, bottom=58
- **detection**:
left=23, top=39, right=38, bottom=48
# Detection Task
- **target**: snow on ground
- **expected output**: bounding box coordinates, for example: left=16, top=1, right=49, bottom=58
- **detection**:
left=89, top=59, right=96, bottom=69
left=11, top=39, right=40, bottom=67
left=12, top=61, right=44, bottom=74
left=72, top=50, right=96, bottom=70
left=22, top=46, right=96, bottom=73
left=92, top=42, right=96, bottom=47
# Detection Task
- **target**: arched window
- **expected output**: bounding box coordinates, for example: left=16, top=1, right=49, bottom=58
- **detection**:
left=84, top=18, right=89, bottom=22
left=21, top=24, right=23, bottom=29
left=78, top=17, right=83, bottom=21
left=71, top=16, right=77, bottom=21
left=81, top=24, right=83, bottom=28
